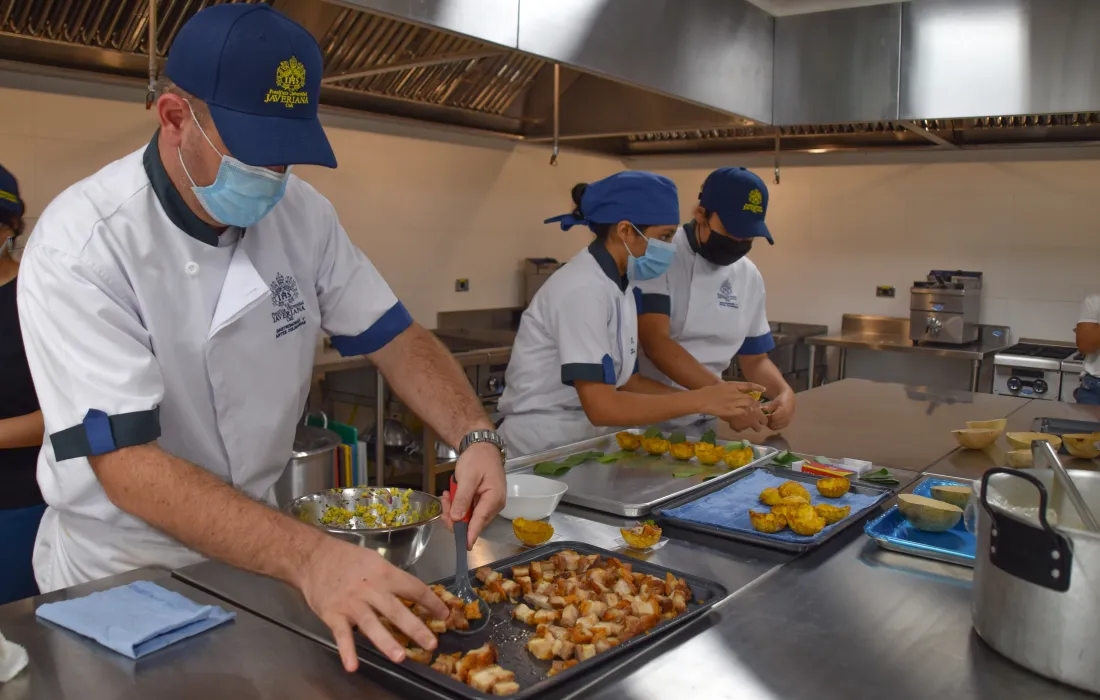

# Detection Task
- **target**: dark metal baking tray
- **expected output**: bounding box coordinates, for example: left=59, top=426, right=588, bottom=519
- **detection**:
left=654, top=466, right=893, bottom=553
left=357, top=541, right=729, bottom=699
left=864, top=476, right=976, bottom=567
left=506, top=430, right=777, bottom=517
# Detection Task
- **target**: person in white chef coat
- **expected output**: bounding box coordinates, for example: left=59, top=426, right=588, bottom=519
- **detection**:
left=638, top=167, right=794, bottom=432
left=497, top=172, right=766, bottom=457
left=16, top=4, right=506, bottom=670
left=1074, top=293, right=1100, bottom=405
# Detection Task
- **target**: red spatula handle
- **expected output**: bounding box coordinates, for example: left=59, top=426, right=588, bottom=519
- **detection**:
left=449, top=476, right=471, bottom=523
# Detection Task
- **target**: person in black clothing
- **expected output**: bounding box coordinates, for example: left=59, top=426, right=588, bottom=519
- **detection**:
left=0, top=164, right=45, bottom=605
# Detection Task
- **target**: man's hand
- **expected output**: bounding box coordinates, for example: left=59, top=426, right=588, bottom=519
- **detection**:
left=299, top=537, right=449, bottom=672
left=763, top=389, right=796, bottom=431
left=441, top=441, right=506, bottom=549
left=723, top=404, right=769, bottom=432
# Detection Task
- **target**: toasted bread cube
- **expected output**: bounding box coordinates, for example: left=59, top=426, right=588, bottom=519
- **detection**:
left=499, top=579, right=521, bottom=601
left=530, top=561, right=545, bottom=579
left=532, top=609, right=561, bottom=625
left=516, top=576, right=534, bottom=595
left=512, top=604, right=536, bottom=625
left=625, top=614, right=658, bottom=637
left=552, top=550, right=581, bottom=572
left=478, top=588, right=505, bottom=604
left=527, top=636, right=555, bottom=661
left=575, top=644, right=597, bottom=662
left=570, top=626, right=594, bottom=644
left=465, top=600, right=483, bottom=620
left=535, top=580, right=554, bottom=596
left=671, top=591, right=687, bottom=612
left=493, top=681, right=520, bottom=696
left=601, top=593, right=619, bottom=608
left=601, top=608, right=627, bottom=624
left=524, top=592, right=552, bottom=610
left=551, top=638, right=576, bottom=661
left=431, top=652, right=461, bottom=675
left=574, top=589, right=594, bottom=602
left=579, top=600, right=607, bottom=618
left=560, top=603, right=579, bottom=628
left=631, top=598, right=657, bottom=617
left=548, top=659, right=579, bottom=677
left=512, top=565, right=530, bottom=579
left=427, top=619, right=447, bottom=634
left=475, top=566, right=495, bottom=584
left=549, top=595, right=567, bottom=609
left=406, top=646, right=433, bottom=664
left=575, top=613, right=599, bottom=629
left=613, top=577, right=636, bottom=597
left=469, top=665, right=514, bottom=692
left=447, top=608, right=470, bottom=631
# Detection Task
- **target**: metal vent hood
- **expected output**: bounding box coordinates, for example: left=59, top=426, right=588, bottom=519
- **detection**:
left=0, top=0, right=766, bottom=149
left=2, top=0, right=1100, bottom=155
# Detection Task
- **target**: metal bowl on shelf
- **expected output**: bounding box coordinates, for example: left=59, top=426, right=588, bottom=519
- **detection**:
left=285, top=487, right=442, bottom=569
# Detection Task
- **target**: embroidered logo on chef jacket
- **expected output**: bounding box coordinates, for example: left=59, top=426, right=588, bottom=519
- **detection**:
left=265, top=57, right=309, bottom=108
left=717, top=279, right=739, bottom=309
left=743, top=189, right=764, bottom=214
left=270, top=272, right=307, bottom=338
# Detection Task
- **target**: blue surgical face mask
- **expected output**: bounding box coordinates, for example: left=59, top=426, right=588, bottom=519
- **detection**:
left=178, top=102, right=291, bottom=228
left=624, top=224, right=676, bottom=282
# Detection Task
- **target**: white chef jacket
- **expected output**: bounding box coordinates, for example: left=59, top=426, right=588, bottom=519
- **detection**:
left=1079, top=294, right=1100, bottom=377
left=637, top=223, right=774, bottom=388
left=497, top=241, right=638, bottom=457
left=17, top=133, right=411, bottom=592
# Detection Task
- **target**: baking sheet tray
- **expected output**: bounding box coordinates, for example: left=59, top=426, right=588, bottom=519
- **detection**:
left=655, top=466, right=892, bottom=553
left=358, top=541, right=729, bottom=700
left=506, top=430, right=777, bottom=517
left=864, top=477, right=976, bottom=568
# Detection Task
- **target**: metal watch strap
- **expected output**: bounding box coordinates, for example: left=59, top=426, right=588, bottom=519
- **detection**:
left=458, top=429, right=506, bottom=457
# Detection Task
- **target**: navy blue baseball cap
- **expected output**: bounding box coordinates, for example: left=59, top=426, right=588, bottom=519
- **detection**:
left=0, top=164, right=24, bottom=217
left=165, top=3, right=337, bottom=168
left=700, top=167, right=772, bottom=244
left=545, top=171, right=679, bottom=231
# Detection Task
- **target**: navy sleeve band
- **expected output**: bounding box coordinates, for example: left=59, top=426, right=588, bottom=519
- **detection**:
left=562, top=361, right=612, bottom=387
left=51, top=407, right=161, bottom=462
left=738, top=332, right=777, bottom=356
left=329, top=301, right=413, bottom=357
left=639, top=293, right=671, bottom=316
left=633, top=357, right=639, bottom=375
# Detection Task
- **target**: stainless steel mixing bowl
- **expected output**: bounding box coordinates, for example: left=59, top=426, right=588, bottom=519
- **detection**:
left=285, top=487, right=442, bottom=569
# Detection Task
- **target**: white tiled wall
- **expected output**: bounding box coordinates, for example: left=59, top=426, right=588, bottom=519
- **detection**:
left=0, top=75, right=611, bottom=324
left=630, top=150, right=1100, bottom=342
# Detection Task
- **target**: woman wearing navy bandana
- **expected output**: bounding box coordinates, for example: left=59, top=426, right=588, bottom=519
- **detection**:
left=0, top=164, right=46, bottom=604
left=497, top=171, right=765, bottom=457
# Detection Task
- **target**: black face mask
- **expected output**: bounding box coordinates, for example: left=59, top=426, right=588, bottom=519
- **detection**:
left=698, top=228, right=753, bottom=266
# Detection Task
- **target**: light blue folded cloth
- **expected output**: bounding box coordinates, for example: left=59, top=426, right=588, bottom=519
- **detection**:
left=36, top=581, right=235, bottom=659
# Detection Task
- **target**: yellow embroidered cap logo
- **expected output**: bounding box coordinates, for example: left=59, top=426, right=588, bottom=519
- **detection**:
left=0, top=190, right=17, bottom=205
left=265, top=57, right=309, bottom=108
left=743, top=188, right=764, bottom=214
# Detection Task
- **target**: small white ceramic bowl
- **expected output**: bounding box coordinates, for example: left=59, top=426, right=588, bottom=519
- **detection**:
left=499, top=474, right=569, bottom=520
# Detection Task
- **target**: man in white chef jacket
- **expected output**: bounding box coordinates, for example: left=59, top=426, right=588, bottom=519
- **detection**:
left=16, top=4, right=506, bottom=671
left=637, top=167, right=795, bottom=431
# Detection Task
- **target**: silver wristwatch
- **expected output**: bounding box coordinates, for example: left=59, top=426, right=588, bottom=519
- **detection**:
left=458, top=429, right=507, bottom=459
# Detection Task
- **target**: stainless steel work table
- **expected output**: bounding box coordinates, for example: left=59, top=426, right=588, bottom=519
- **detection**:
left=716, top=379, right=1030, bottom=472
left=926, top=398, right=1100, bottom=480
left=0, top=569, right=388, bottom=700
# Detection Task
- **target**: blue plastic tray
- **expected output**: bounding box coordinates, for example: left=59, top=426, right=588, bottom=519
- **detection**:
left=863, top=477, right=976, bottom=567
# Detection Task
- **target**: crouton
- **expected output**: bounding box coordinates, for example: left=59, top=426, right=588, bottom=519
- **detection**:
left=560, top=603, right=579, bottom=628
left=493, top=681, right=520, bottom=696
left=511, top=565, right=530, bottom=579
left=527, top=636, right=555, bottom=661
left=468, top=665, right=514, bottom=693
left=575, top=644, right=597, bottom=662
left=512, top=604, right=536, bottom=625
left=516, top=576, right=534, bottom=595
left=427, top=619, right=447, bottom=634
left=532, top=609, right=561, bottom=625
left=431, top=652, right=461, bottom=675
left=524, top=593, right=552, bottom=610
left=549, top=596, right=567, bottom=609
left=465, top=600, right=483, bottom=620
left=406, top=646, right=433, bottom=664
left=551, top=638, right=576, bottom=661
left=579, top=600, right=607, bottom=618
left=548, top=659, right=579, bottom=677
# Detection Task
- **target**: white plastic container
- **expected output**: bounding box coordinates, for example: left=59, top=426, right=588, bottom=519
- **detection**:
left=499, top=474, right=569, bottom=520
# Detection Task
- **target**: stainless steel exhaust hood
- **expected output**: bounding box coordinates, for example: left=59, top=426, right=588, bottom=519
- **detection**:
left=2, top=0, right=1100, bottom=155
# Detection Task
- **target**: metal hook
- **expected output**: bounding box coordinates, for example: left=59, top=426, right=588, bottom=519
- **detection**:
left=145, top=0, right=158, bottom=110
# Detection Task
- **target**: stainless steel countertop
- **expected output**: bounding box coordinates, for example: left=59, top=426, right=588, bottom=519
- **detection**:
left=3, top=380, right=1088, bottom=700
left=716, top=379, right=1031, bottom=472
left=926, top=399, right=1100, bottom=480
left=807, top=332, right=1013, bottom=360
left=0, top=569, right=388, bottom=700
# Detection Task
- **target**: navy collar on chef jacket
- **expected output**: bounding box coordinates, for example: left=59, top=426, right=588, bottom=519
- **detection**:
left=143, top=130, right=223, bottom=248
left=587, top=239, right=629, bottom=293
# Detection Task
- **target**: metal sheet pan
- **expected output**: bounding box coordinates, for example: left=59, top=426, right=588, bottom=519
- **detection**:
left=505, top=430, right=778, bottom=517
left=864, top=477, right=976, bottom=568
left=655, top=466, right=893, bottom=553
left=357, top=541, right=729, bottom=700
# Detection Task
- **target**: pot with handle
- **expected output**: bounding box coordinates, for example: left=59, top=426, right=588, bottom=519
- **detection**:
left=972, top=467, right=1100, bottom=694
left=275, top=419, right=342, bottom=508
